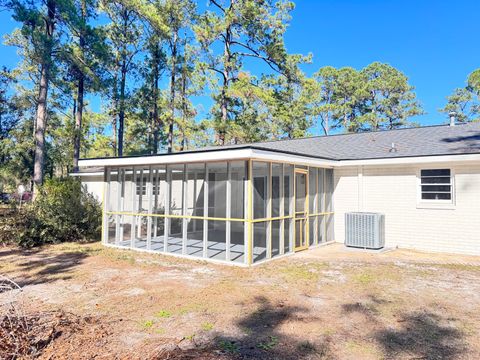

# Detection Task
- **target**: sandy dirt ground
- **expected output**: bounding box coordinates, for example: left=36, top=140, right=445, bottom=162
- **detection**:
left=1, top=242, right=480, bottom=359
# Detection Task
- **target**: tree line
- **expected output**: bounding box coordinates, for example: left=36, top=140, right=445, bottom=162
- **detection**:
left=0, top=0, right=478, bottom=192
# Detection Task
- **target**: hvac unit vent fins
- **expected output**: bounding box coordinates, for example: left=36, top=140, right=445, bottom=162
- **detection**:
left=345, top=212, right=385, bottom=249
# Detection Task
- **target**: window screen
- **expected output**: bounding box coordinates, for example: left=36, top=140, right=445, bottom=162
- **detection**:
left=420, top=169, right=452, bottom=201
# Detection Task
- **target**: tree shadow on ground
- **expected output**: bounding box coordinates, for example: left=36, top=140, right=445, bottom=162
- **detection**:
left=375, top=311, right=466, bottom=360
left=162, top=296, right=332, bottom=360
left=2, top=251, right=89, bottom=288
left=341, top=296, right=467, bottom=360
left=213, top=296, right=331, bottom=359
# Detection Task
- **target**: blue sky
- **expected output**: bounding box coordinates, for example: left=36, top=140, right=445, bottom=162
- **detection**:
left=1, top=0, right=479, bottom=135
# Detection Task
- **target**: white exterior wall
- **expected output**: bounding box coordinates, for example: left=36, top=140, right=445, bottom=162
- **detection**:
left=334, top=161, right=480, bottom=255
left=81, top=175, right=104, bottom=202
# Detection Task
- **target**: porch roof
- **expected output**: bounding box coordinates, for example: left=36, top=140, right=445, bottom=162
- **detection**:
left=78, top=122, right=480, bottom=169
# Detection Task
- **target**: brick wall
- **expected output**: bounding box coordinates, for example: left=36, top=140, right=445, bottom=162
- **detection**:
left=334, top=162, right=480, bottom=255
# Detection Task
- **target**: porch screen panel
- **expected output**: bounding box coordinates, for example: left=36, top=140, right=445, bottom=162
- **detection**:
left=317, top=168, right=326, bottom=244
left=133, top=168, right=150, bottom=250
left=283, top=164, right=294, bottom=254
left=207, top=162, right=228, bottom=260
left=107, top=167, right=119, bottom=212
left=271, top=220, right=281, bottom=257
left=253, top=222, right=267, bottom=262
left=271, top=163, right=282, bottom=258
left=326, top=214, right=334, bottom=242
left=325, top=168, right=334, bottom=212
left=252, top=161, right=269, bottom=262
left=253, top=162, right=268, bottom=219
left=308, top=168, right=317, bottom=246
left=317, top=169, right=325, bottom=212
left=106, top=168, right=118, bottom=245
left=106, top=214, right=116, bottom=245
left=167, top=164, right=184, bottom=254
left=186, top=163, right=205, bottom=257
left=325, top=169, right=334, bottom=242
left=208, top=162, right=227, bottom=218
left=151, top=166, right=166, bottom=252
left=230, top=161, right=247, bottom=263
left=318, top=215, right=325, bottom=244
left=119, top=168, right=133, bottom=248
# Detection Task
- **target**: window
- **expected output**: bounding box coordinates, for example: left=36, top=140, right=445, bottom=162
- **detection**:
left=136, top=183, right=161, bottom=196
left=420, top=169, right=452, bottom=201
left=136, top=184, right=146, bottom=196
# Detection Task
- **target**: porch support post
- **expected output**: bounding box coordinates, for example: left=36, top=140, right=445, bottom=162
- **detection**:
left=182, top=164, right=188, bottom=255
left=266, top=162, right=272, bottom=259
left=203, top=163, right=209, bottom=258
left=147, top=166, right=153, bottom=250
left=279, top=164, right=284, bottom=255
left=164, top=166, right=171, bottom=252
left=103, top=167, right=108, bottom=243
left=137, top=168, right=143, bottom=239
left=115, top=168, right=125, bottom=245
left=247, top=160, right=253, bottom=265
left=313, top=168, right=318, bottom=245
left=131, top=167, right=137, bottom=248
left=289, top=166, right=294, bottom=252
left=226, top=162, right=232, bottom=261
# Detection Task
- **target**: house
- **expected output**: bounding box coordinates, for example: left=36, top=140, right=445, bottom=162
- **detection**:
left=75, top=121, right=480, bottom=265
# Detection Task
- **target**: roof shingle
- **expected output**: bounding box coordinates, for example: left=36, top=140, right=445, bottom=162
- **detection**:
left=206, top=122, right=480, bottom=160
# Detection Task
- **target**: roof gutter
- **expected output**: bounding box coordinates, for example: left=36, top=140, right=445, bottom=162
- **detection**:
left=78, top=147, right=337, bottom=168
left=337, top=153, right=480, bottom=167
left=78, top=147, right=480, bottom=169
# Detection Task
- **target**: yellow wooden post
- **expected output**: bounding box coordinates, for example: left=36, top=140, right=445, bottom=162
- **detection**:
left=247, top=159, right=253, bottom=265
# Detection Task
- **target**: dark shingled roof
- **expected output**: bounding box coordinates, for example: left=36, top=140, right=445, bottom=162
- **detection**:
left=204, top=122, right=480, bottom=161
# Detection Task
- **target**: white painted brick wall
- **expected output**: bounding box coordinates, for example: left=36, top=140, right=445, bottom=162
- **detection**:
left=334, top=161, right=480, bottom=256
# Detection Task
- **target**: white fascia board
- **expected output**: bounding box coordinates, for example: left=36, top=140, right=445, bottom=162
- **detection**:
left=78, top=148, right=255, bottom=167
left=70, top=172, right=104, bottom=177
left=337, top=153, right=480, bottom=167
left=250, top=149, right=336, bottom=167
left=78, top=148, right=480, bottom=169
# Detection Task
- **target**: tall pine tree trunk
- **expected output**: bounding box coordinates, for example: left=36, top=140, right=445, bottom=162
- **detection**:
left=73, top=77, right=84, bottom=170
left=33, top=0, right=55, bottom=194
left=167, top=31, right=177, bottom=153
left=73, top=0, right=86, bottom=171
left=180, top=55, right=188, bottom=151
left=322, top=114, right=329, bottom=136
left=111, top=69, right=118, bottom=156
left=117, top=8, right=129, bottom=157
left=118, top=58, right=126, bottom=156
left=217, top=26, right=232, bottom=146
left=152, top=41, right=160, bottom=154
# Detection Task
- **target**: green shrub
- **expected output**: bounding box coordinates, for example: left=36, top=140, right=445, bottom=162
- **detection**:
left=0, top=177, right=102, bottom=248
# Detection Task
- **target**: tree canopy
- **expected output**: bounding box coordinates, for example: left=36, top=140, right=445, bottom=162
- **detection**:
left=0, top=0, right=466, bottom=192
left=440, top=70, right=480, bottom=123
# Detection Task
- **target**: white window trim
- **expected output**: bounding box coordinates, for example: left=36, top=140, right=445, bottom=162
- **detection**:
left=416, top=167, right=455, bottom=209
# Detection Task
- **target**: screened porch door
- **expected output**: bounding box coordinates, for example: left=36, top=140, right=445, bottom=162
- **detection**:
left=294, top=169, right=309, bottom=251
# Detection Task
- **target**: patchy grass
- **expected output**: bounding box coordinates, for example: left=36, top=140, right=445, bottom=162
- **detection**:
left=353, top=272, right=376, bottom=285
left=201, top=322, right=214, bottom=331
left=155, top=310, right=172, bottom=318
left=256, top=336, right=279, bottom=351
left=1, top=242, right=479, bottom=359
left=278, top=262, right=327, bottom=282
left=218, top=340, right=239, bottom=353
left=140, top=320, right=154, bottom=329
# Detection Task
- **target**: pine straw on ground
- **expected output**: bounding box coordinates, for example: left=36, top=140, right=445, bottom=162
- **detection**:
left=0, top=309, right=111, bottom=360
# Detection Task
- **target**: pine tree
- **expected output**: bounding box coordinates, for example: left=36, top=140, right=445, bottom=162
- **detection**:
left=195, top=0, right=294, bottom=145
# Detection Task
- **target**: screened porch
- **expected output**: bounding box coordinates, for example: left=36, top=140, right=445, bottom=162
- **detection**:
left=103, top=160, right=334, bottom=265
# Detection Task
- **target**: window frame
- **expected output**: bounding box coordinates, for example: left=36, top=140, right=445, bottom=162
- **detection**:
left=416, top=167, right=455, bottom=207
